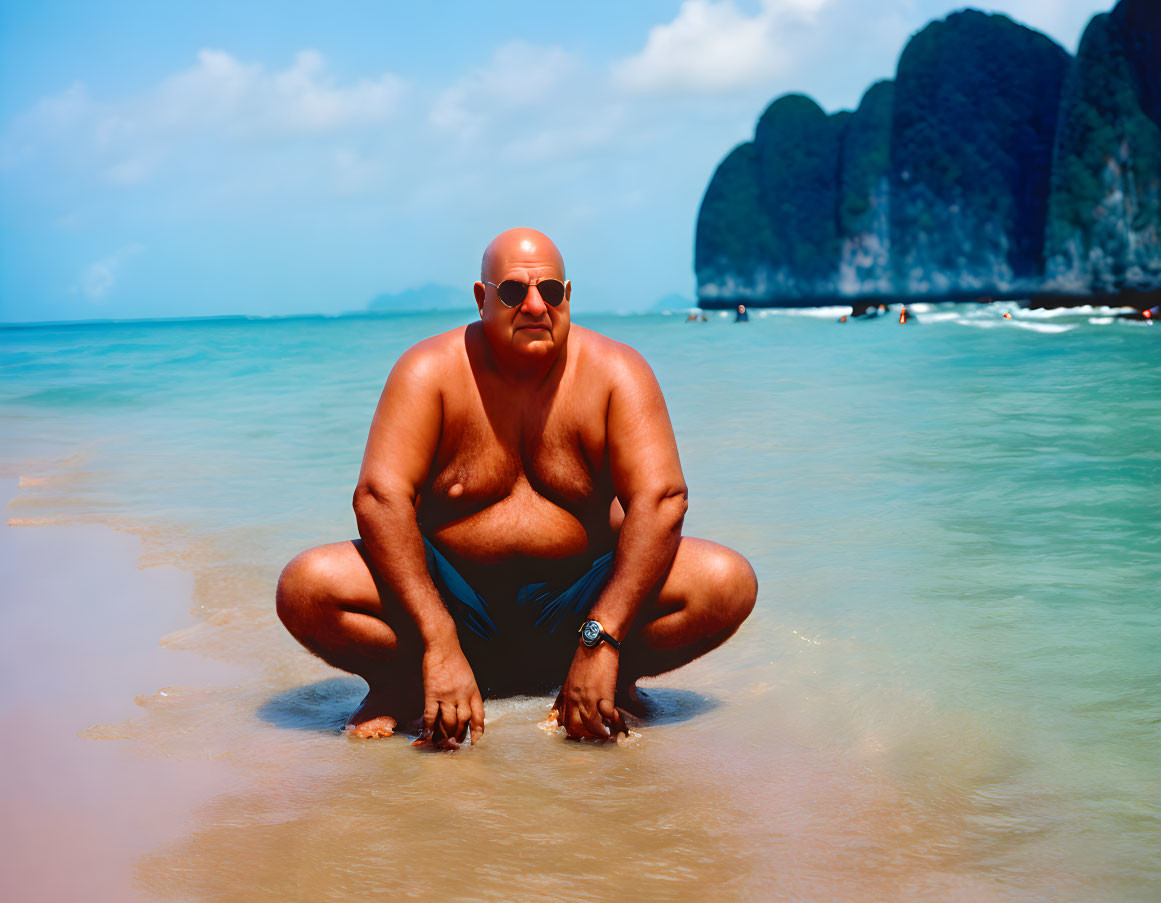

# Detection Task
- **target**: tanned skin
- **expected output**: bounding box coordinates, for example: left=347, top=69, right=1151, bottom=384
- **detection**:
left=276, top=228, right=757, bottom=745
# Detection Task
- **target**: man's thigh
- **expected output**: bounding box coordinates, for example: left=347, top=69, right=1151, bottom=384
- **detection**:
left=293, top=538, right=416, bottom=631
left=622, top=536, right=757, bottom=667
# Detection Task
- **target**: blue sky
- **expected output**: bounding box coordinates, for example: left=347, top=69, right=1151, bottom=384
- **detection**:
left=1, top=0, right=1106, bottom=322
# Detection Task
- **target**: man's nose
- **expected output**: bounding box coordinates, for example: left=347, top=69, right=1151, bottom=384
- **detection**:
left=520, top=285, right=549, bottom=315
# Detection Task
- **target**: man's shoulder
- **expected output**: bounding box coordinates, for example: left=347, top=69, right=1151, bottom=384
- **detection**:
left=392, top=325, right=469, bottom=380
left=572, top=324, right=656, bottom=384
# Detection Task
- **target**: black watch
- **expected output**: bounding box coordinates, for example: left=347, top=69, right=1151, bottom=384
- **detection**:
left=579, top=619, right=621, bottom=650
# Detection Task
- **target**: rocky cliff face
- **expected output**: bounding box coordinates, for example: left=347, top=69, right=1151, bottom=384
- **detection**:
left=696, top=88, right=889, bottom=300
left=837, top=80, right=893, bottom=296
left=1121, top=0, right=1161, bottom=129
left=695, top=0, right=1161, bottom=303
left=1045, top=0, right=1161, bottom=293
left=890, top=11, right=1069, bottom=295
left=695, top=142, right=775, bottom=300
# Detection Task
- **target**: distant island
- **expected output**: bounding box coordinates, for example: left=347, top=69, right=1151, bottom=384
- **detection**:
left=367, top=283, right=694, bottom=315
left=366, top=284, right=474, bottom=313
left=649, top=292, right=697, bottom=313
left=695, top=0, right=1160, bottom=308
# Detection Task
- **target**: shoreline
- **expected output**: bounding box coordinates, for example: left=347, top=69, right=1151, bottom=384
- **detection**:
left=695, top=287, right=1161, bottom=311
left=0, top=478, right=244, bottom=902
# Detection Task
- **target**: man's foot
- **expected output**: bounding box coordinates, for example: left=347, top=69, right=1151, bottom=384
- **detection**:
left=616, top=683, right=653, bottom=720
left=344, top=685, right=419, bottom=739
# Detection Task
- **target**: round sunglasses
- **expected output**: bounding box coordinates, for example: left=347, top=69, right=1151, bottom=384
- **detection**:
left=484, top=279, right=566, bottom=308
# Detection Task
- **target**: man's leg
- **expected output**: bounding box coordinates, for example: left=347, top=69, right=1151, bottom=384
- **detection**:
left=618, top=537, right=758, bottom=704
left=275, top=539, right=424, bottom=738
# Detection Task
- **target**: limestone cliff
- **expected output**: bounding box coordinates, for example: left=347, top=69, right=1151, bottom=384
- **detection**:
left=889, top=11, right=1069, bottom=295
left=1045, top=0, right=1161, bottom=292
left=694, top=0, right=1160, bottom=304
left=837, top=81, right=894, bottom=296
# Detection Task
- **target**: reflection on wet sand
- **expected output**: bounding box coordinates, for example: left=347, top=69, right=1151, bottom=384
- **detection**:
left=115, top=634, right=1076, bottom=902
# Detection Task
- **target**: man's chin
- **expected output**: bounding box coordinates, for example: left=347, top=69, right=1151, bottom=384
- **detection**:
left=512, top=328, right=555, bottom=349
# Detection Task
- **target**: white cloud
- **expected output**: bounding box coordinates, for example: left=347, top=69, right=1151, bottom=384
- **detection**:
left=76, top=243, right=144, bottom=301
left=154, top=49, right=404, bottom=137
left=0, top=82, right=93, bottom=169
left=0, top=50, right=406, bottom=186
left=611, top=0, right=832, bottom=96
left=430, top=42, right=579, bottom=142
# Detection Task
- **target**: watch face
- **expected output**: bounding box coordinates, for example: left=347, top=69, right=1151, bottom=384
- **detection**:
left=581, top=620, right=602, bottom=646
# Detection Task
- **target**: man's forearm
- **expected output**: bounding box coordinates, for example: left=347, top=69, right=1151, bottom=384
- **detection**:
left=353, top=487, right=458, bottom=648
left=586, top=490, right=687, bottom=641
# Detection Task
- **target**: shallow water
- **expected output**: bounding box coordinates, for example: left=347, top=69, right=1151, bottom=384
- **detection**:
left=1, top=303, right=1159, bottom=900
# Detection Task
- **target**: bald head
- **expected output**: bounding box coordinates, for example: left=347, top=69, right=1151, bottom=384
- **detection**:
left=480, top=228, right=565, bottom=283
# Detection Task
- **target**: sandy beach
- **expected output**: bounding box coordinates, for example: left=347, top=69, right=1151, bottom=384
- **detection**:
left=0, top=479, right=244, bottom=902
left=1, top=308, right=1158, bottom=901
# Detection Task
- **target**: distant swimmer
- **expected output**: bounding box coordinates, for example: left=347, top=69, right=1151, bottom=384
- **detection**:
left=1003, top=311, right=1012, bottom=319
left=1116, top=305, right=1158, bottom=322
left=839, top=314, right=848, bottom=323
left=899, top=305, right=908, bottom=325
left=735, top=304, right=749, bottom=322
left=276, top=228, right=756, bottom=746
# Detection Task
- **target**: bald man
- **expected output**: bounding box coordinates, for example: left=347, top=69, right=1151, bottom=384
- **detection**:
left=276, top=228, right=757, bottom=745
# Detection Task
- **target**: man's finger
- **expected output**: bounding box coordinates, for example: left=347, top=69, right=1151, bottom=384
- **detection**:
left=599, top=698, right=628, bottom=736
left=440, top=702, right=459, bottom=741
left=565, top=705, right=587, bottom=740
left=580, top=702, right=610, bottom=739
left=423, top=700, right=439, bottom=735
left=455, top=703, right=471, bottom=744
left=469, top=695, right=485, bottom=745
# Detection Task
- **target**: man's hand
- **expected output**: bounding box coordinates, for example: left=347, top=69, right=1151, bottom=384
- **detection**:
left=414, top=641, right=484, bottom=748
left=555, top=643, right=627, bottom=740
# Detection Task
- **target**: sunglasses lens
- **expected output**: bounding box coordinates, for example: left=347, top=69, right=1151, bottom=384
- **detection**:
left=497, top=281, right=528, bottom=307
left=537, top=280, right=565, bottom=306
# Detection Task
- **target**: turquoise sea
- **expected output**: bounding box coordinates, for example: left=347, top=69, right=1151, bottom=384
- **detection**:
left=2, top=303, right=1159, bottom=901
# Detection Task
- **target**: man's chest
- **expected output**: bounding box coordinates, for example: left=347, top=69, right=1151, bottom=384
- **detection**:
left=430, top=392, right=608, bottom=506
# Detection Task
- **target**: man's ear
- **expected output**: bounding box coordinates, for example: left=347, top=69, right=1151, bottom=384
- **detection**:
left=564, top=280, right=572, bottom=304
left=473, top=281, right=486, bottom=317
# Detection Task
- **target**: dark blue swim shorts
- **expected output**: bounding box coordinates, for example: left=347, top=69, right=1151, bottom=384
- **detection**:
left=421, top=537, right=615, bottom=693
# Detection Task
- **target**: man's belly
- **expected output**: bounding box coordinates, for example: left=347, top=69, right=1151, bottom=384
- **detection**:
left=422, top=491, right=616, bottom=589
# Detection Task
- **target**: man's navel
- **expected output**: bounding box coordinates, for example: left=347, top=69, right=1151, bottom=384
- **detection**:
left=448, top=482, right=464, bottom=498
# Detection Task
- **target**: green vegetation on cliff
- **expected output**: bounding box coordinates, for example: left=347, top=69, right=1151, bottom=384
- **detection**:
left=695, top=142, right=774, bottom=291
left=1119, top=0, right=1160, bottom=128
left=694, top=0, right=1160, bottom=302
left=890, top=10, right=1069, bottom=282
left=839, top=81, right=893, bottom=236
left=1046, top=1, right=1161, bottom=289
left=754, top=95, right=846, bottom=281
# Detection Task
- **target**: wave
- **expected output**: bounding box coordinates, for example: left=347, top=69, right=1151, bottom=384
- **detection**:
left=1009, top=321, right=1077, bottom=334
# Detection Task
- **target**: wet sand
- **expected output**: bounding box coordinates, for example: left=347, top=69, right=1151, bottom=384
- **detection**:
left=0, top=480, right=243, bottom=902
left=0, top=475, right=1147, bottom=902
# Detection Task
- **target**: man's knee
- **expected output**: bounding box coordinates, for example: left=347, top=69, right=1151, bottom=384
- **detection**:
left=275, top=545, right=347, bottom=635
left=701, top=545, right=757, bottom=634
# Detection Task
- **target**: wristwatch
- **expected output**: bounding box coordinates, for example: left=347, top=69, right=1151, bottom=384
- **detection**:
left=579, top=619, right=621, bottom=650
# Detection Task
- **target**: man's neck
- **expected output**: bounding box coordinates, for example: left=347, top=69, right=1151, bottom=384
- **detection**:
left=486, top=337, right=568, bottom=390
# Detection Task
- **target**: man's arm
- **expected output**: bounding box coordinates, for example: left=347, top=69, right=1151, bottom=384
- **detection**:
left=352, top=343, right=484, bottom=746
left=557, top=346, right=688, bottom=740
